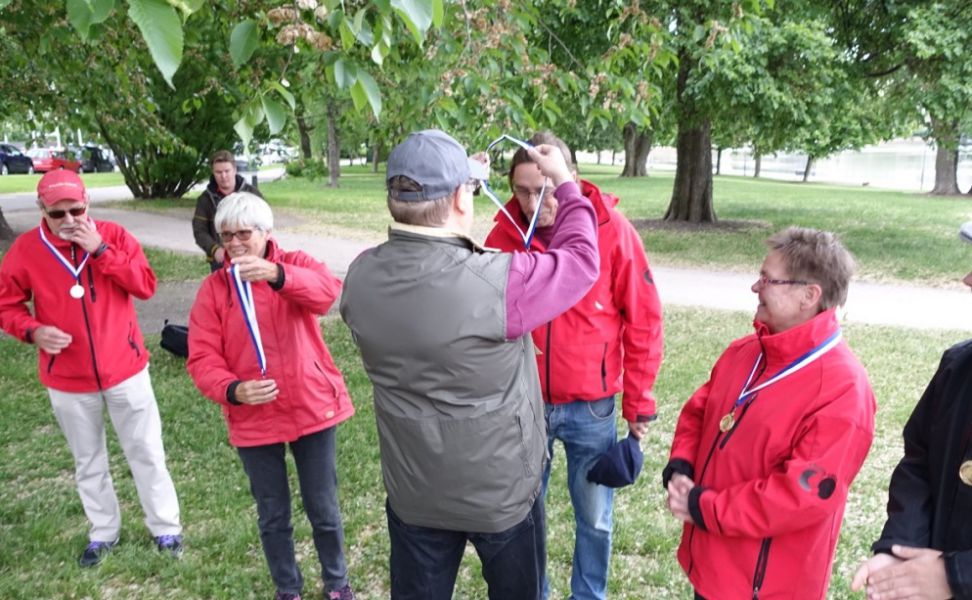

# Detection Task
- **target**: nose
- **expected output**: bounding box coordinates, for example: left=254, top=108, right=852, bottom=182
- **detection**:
left=751, top=277, right=763, bottom=293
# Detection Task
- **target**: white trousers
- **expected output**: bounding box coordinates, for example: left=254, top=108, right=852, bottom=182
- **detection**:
left=48, top=365, right=182, bottom=542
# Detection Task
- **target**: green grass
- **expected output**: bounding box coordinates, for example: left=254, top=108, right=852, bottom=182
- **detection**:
left=0, top=247, right=206, bottom=283
left=0, top=307, right=962, bottom=599
left=0, top=172, right=127, bottom=194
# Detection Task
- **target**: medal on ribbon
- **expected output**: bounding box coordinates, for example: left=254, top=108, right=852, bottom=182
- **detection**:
left=230, top=265, right=268, bottom=376
left=38, top=226, right=90, bottom=299
left=720, top=329, right=843, bottom=434
left=475, top=134, right=546, bottom=249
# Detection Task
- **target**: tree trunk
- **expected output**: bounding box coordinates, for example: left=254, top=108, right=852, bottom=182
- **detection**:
left=621, top=121, right=652, bottom=177
left=929, top=116, right=961, bottom=195
left=596, top=151, right=602, bottom=165
left=0, top=207, right=14, bottom=241
left=325, top=93, right=340, bottom=188
left=803, top=155, right=814, bottom=182
left=296, top=105, right=313, bottom=159
left=570, top=147, right=578, bottom=168
left=664, top=50, right=716, bottom=223
left=371, top=139, right=381, bottom=174
left=753, top=153, right=762, bottom=178
left=665, top=120, right=715, bottom=222
left=715, top=147, right=722, bottom=175
left=611, top=149, right=616, bottom=165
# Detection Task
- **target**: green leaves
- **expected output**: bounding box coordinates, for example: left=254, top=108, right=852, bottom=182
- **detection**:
left=128, top=0, right=183, bottom=88
left=391, top=0, right=436, bottom=45
left=229, top=20, right=259, bottom=69
left=351, top=70, right=381, bottom=117
left=66, top=0, right=114, bottom=39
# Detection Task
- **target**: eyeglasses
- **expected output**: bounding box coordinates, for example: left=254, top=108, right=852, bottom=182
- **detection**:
left=45, top=206, right=87, bottom=219
left=513, top=186, right=553, bottom=202
left=220, top=229, right=258, bottom=243
left=756, top=275, right=809, bottom=286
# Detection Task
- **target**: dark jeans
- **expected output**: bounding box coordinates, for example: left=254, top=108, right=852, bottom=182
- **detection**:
left=237, top=427, right=348, bottom=596
left=386, top=496, right=545, bottom=600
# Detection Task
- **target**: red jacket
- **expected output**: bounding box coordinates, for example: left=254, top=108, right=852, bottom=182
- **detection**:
left=484, top=180, right=663, bottom=421
left=187, top=239, right=354, bottom=447
left=665, top=309, right=875, bottom=599
left=0, top=219, right=154, bottom=392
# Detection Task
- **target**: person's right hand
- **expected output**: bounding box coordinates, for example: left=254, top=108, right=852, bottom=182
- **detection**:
left=527, top=144, right=572, bottom=188
left=33, top=325, right=72, bottom=354
left=850, top=553, right=903, bottom=592
left=235, top=379, right=279, bottom=405
left=666, top=473, right=696, bottom=523
left=214, top=247, right=226, bottom=264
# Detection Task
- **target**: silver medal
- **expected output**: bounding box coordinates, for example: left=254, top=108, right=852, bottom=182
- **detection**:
left=70, top=284, right=85, bottom=299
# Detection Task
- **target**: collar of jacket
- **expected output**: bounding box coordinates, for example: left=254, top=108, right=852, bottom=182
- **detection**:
left=753, top=307, right=841, bottom=367
left=388, top=222, right=496, bottom=253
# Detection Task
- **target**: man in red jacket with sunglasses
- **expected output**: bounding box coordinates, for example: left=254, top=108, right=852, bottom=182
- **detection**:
left=0, top=169, right=183, bottom=568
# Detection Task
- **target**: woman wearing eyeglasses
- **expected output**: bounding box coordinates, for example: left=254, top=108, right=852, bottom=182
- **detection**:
left=186, top=192, right=355, bottom=600
left=663, top=227, right=876, bottom=599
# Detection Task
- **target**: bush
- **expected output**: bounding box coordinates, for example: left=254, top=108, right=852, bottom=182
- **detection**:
left=284, top=158, right=329, bottom=180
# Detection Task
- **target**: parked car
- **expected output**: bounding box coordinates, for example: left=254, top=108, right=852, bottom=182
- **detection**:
left=71, top=145, right=115, bottom=173
left=27, top=148, right=82, bottom=173
left=0, top=143, right=35, bottom=175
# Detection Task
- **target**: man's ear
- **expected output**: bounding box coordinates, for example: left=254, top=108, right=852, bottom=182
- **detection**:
left=452, top=186, right=470, bottom=215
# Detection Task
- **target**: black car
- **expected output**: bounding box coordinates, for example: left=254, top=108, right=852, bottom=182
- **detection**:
left=70, top=145, right=115, bottom=173
left=0, top=143, right=35, bottom=175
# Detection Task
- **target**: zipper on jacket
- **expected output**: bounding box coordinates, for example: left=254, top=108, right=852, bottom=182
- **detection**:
left=544, top=323, right=553, bottom=404
left=75, top=246, right=104, bottom=390
left=47, top=354, right=57, bottom=374
left=86, top=264, right=96, bottom=302
left=752, top=537, right=773, bottom=599
left=600, top=343, right=608, bottom=391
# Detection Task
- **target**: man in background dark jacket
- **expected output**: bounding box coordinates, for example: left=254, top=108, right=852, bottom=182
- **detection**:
left=192, top=150, right=262, bottom=271
left=851, top=222, right=972, bottom=600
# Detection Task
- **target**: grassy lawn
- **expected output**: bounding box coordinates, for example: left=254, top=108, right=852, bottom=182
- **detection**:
left=0, top=307, right=962, bottom=599
left=121, top=164, right=971, bottom=287
left=0, top=247, right=206, bottom=283
left=0, top=172, right=127, bottom=194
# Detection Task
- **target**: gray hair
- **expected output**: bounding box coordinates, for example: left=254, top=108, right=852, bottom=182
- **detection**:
left=214, top=192, right=274, bottom=232
left=386, top=175, right=453, bottom=226
left=766, top=226, right=855, bottom=310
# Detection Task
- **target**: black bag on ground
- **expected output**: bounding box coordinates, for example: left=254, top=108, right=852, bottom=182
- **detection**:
left=160, top=320, right=189, bottom=358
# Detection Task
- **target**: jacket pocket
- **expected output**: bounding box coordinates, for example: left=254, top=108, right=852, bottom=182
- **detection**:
left=752, top=537, right=773, bottom=599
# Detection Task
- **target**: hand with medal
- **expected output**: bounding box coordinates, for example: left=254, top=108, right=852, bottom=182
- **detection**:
left=230, top=255, right=280, bottom=282
left=666, top=473, right=696, bottom=524
left=33, top=325, right=73, bottom=354
left=235, top=379, right=279, bottom=405
left=66, top=219, right=103, bottom=253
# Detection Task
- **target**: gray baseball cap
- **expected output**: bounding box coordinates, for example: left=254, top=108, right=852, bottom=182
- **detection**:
left=961, top=222, right=972, bottom=245
left=386, top=129, right=489, bottom=201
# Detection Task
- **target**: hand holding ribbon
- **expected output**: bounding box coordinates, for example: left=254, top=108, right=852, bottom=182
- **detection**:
left=478, top=134, right=544, bottom=249
left=231, top=255, right=279, bottom=283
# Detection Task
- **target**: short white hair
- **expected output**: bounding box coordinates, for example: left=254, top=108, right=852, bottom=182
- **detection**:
left=214, top=192, right=273, bottom=232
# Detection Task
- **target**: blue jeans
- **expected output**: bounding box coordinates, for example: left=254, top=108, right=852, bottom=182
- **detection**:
left=543, top=396, right=617, bottom=600
left=237, top=428, right=349, bottom=596
left=386, top=496, right=545, bottom=600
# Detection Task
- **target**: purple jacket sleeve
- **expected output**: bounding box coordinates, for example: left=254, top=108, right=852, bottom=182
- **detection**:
left=505, top=181, right=599, bottom=339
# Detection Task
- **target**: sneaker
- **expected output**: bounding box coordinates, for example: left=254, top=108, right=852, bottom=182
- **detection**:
left=274, top=593, right=301, bottom=600
left=327, top=585, right=354, bottom=600
left=154, top=534, right=183, bottom=558
left=79, top=540, right=116, bottom=567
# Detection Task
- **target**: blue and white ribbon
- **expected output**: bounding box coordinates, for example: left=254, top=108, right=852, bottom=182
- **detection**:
left=735, top=329, right=843, bottom=407
left=478, top=134, right=545, bottom=249
left=230, top=265, right=267, bottom=376
left=38, top=225, right=90, bottom=282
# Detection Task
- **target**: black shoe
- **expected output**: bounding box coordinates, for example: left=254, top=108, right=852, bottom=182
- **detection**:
left=154, top=534, right=183, bottom=558
left=79, top=540, right=116, bottom=567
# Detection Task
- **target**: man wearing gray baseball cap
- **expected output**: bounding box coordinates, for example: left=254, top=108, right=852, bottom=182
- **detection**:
left=851, top=222, right=972, bottom=599
left=340, top=129, right=600, bottom=599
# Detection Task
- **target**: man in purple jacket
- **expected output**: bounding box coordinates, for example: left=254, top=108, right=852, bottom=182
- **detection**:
left=340, top=129, right=600, bottom=599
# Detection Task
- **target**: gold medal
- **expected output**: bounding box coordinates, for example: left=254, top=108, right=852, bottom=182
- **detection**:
left=719, top=413, right=735, bottom=433
left=959, top=461, right=972, bottom=486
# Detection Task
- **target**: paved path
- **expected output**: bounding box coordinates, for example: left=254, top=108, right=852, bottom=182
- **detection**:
left=3, top=178, right=970, bottom=334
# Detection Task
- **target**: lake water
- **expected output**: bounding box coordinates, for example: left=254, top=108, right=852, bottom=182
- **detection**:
left=591, top=137, right=972, bottom=193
